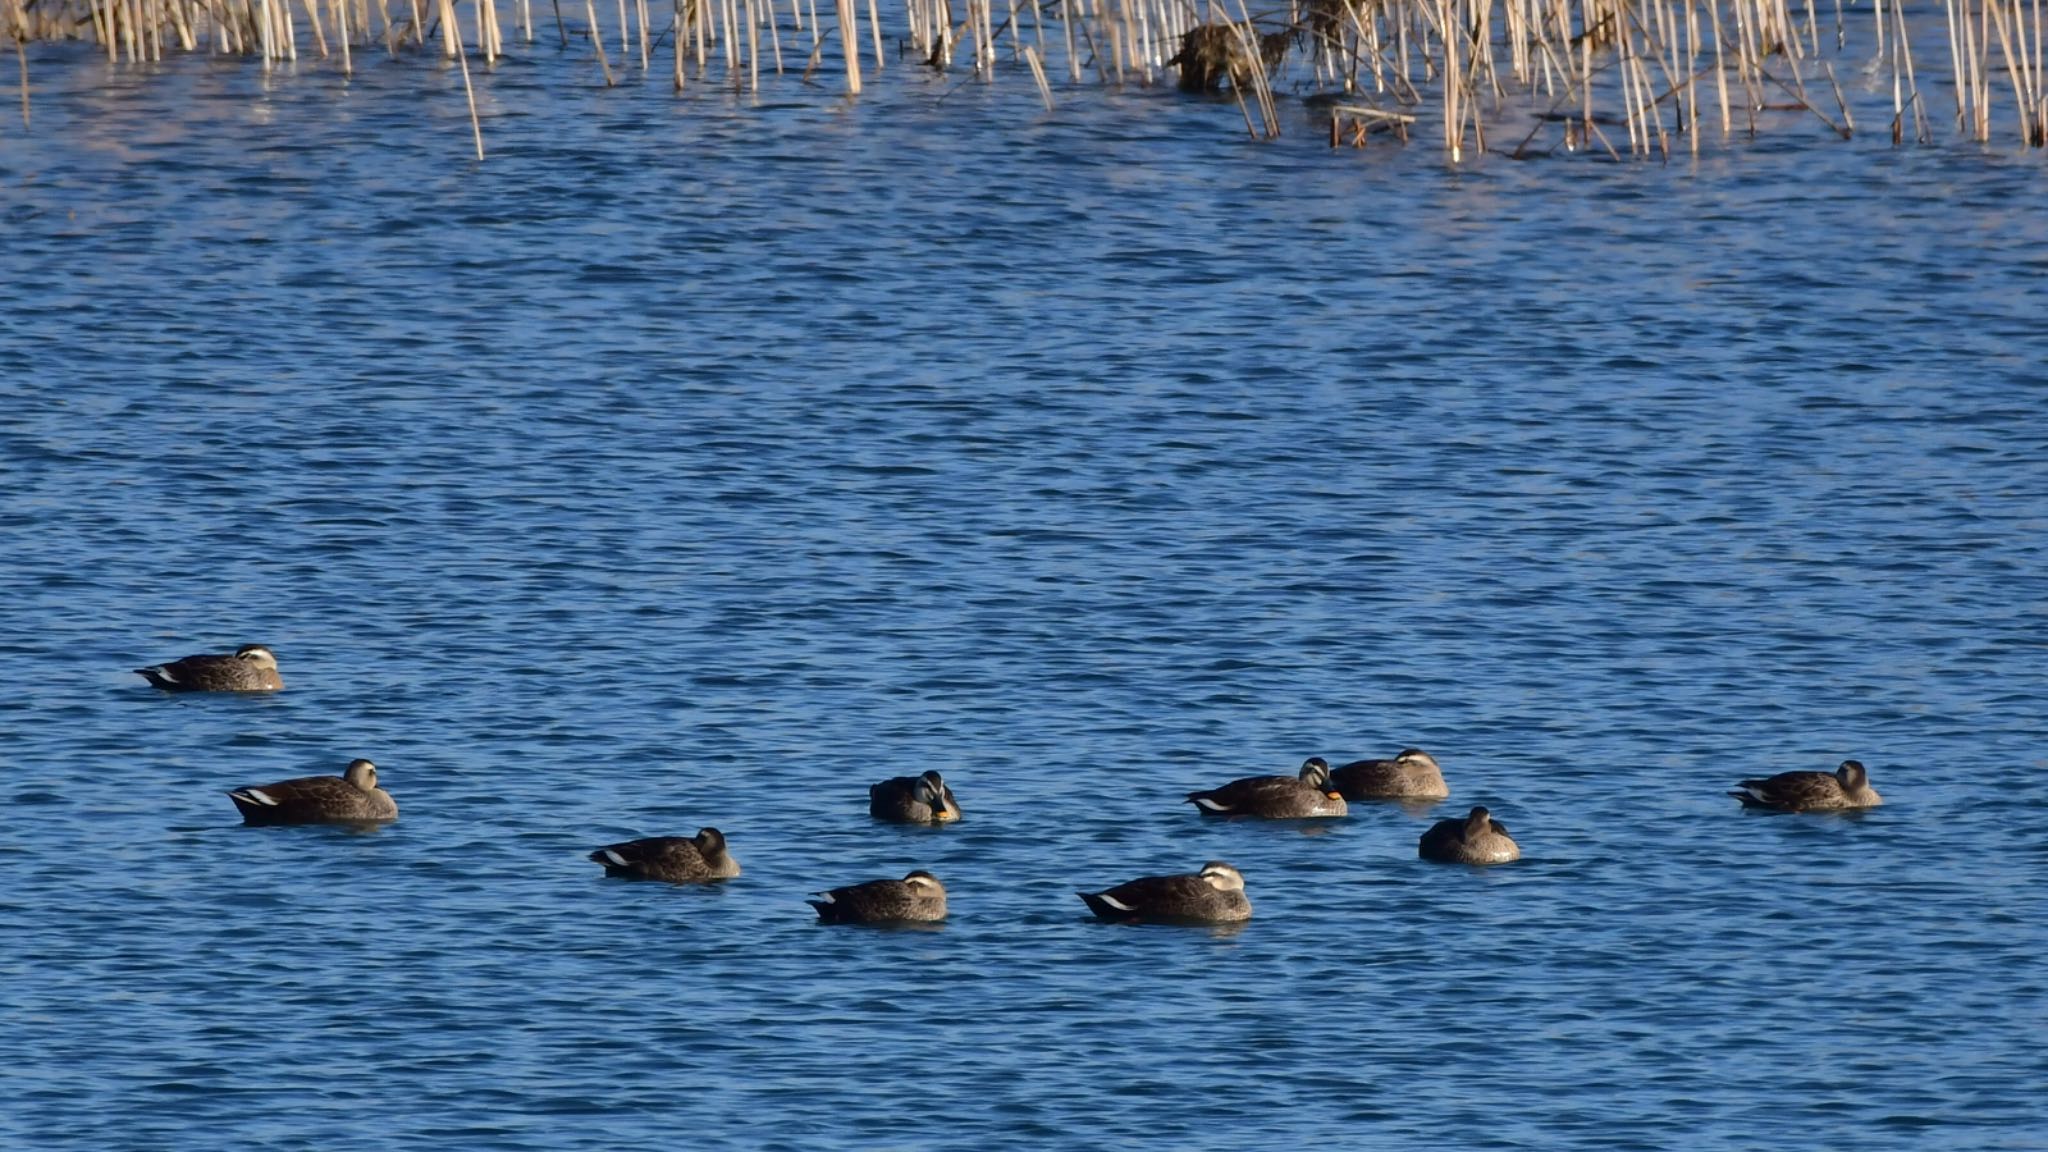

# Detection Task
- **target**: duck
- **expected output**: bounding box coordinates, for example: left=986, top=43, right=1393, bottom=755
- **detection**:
left=227, top=758, right=396, bottom=825
left=1728, top=759, right=1882, bottom=811
left=1418, top=806, right=1519, bottom=864
left=869, top=770, right=961, bottom=824
left=136, top=644, right=284, bottom=692
left=1186, top=758, right=1347, bottom=818
left=1078, top=861, right=1252, bottom=924
left=807, top=871, right=948, bottom=924
left=1327, top=748, right=1450, bottom=800
left=589, top=828, right=740, bottom=882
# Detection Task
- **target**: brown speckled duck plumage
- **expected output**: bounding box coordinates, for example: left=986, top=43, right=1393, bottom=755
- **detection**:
left=1729, top=760, right=1882, bottom=811
left=228, top=758, right=396, bottom=825
left=137, top=644, right=284, bottom=692
left=869, top=770, right=961, bottom=824
left=1078, top=861, right=1252, bottom=924
left=1418, top=806, right=1519, bottom=864
left=808, top=871, right=948, bottom=924
left=1186, top=759, right=1347, bottom=818
left=1327, top=748, right=1450, bottom=800
left=589, top=828, right=741, bottom=882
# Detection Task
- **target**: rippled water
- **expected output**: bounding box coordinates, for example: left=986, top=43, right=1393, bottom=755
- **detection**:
left=3, top=30, right=2047, bottom=1151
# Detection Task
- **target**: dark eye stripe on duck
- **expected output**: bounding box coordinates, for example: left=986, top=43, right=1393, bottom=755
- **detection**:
left=227, top=758, right=395, bottom=825
left=135, top=644, right=284, bottom=692
left=868, top=771, right=962, bottom=824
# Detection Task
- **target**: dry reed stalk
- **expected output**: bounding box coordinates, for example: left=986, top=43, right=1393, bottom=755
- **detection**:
left=88, top=0, right=107, bottom=60
left=1102, top=0, right=1122, bottom=84
left=765, top=0, right=785, bottom=72
left=305, top=0, right=329, bottom=55
left=2036, top=0, right=2047, bottom=142
left=985, top=0, right=998, bottom=80
left=1579, top=4, right=1591, bottom=136
left=1698, top=0, right=1722, bottom=133
left=1642, top=53, right=1668, bottom=156
left=636, top=0, right=649, bottom=68
left=729, top=0, right=745, bottom=76
left=338, top=0, right=353, bottom=71
left=837, top=0, right=860, bottom=91
left=2010, top=0, right=2043, bottom=139
left=1618, top=15, right=1642, bottom=153
left=584, top=0, right=615, bottom=81
left=866, top=0, right=880, bottom=65
left=434, top=0, right=484, bottom=156
left=1061, top=0, right=1077, bottom=79
left=1988, top=0, right=2036, bottom=143
left=1231, top=0, right=1279, bottom=132
left=1890, top=1, right=1905, bottom=143
left=1891, top=0, right=1926, bottom=141
left=745, top=0, right=758, bottom=88
left=1822, top=59, right=1849, bottom=132
left=1023, top=39, right=1053, bottom=104
left=1978, top=0, right=1993, bottom=139
left=982, top=0, right=996, bottom=80
left=672, top=0, right=684, bottom=86
left=1684, top=0, right=1700, bottom=152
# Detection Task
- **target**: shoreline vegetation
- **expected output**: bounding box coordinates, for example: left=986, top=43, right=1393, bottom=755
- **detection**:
left=5, top=0, right=2045, bottom=160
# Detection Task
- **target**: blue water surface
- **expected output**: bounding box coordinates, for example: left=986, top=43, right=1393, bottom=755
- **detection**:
left=2, top=24, right=2047, bottom=1151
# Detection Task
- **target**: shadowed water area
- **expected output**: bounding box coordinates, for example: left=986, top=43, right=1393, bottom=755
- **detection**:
left=3, top=35, right=2047, bottom=1151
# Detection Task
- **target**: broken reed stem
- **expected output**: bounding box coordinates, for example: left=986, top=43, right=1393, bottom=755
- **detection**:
left=583, top=0, right=614, bottom=83
left=440, top=0, right=485, bottom=157
left=1022, top=40, right=1052, bottom=107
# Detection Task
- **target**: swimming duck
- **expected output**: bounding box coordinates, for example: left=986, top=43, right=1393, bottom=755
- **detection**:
left=1327, top=748, right=1450, bottom=800
left=869, top=770, right=961, bottom=824
left=808, top=871, right=948, bottom=924
left=136, top=644, right=284, bottom=692
left=1078, top=861, right=1252, bottom=924
left=1728, top=760, right=1882, bottom=811
left=1418, top=806, right=1519, bottom=864
left=228, top=758, right=396, bottom=825
left=589, top=828, right=741, bottom=882
left=1187, top=758, right=1347, bottom=818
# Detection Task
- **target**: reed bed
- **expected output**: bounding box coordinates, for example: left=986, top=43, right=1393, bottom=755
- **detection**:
left=6, top=0, right=2046, bottom=157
